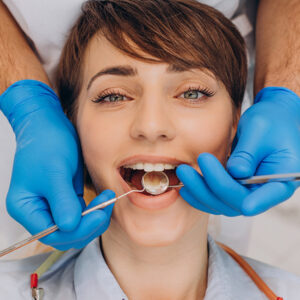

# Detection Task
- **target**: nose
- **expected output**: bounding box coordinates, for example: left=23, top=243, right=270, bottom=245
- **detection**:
left=130, top=94, right=176, bottom=143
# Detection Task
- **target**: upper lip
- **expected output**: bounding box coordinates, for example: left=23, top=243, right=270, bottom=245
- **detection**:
left=117, top=155, right=187, bottom=168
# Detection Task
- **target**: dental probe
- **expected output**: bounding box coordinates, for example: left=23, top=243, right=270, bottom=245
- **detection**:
left=238, top=172, right=300, bottom=185
left=0, top=171, right=181, bottom=258
left=0, top=188, right=144, bottom=258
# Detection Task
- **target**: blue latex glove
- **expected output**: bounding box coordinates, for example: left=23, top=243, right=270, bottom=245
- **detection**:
left=176, top=87, right=300, bottom=216
left=0, top=80, right=115, bottom=250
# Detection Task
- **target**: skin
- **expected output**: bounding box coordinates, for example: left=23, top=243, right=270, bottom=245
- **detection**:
left=75, top=34, right=240, bottom=300
left=0, top=1, right=49, bottom=93
left=255, top=0, right=300, bottom=95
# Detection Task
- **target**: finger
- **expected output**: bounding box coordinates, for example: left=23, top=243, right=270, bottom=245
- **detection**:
left=41, top=189, right=115, bottom=248
left=44, top=176, right=83, bottom=232
left=241, top=182, right=294, bottom=216
left=6, top=189, right=55, bottom=235
left=179, top=187, right=220, bottom=215
left=43, top=210, right=108, bottom=248
left=176, top=164, right=240, bottom=216
left=227, top=117, right=268, bottom=178
left=198, top=153, right=249, bottom=210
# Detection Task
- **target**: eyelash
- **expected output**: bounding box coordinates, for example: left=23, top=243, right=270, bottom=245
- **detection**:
left=91, top=89, right=129, bottom=104
left=179, top=86, right=215, bottom=103
left=91, top=86, right=215, bottom=104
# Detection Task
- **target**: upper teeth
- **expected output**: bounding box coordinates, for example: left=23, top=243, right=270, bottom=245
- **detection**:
left=123, top=163, right=177, bottom=172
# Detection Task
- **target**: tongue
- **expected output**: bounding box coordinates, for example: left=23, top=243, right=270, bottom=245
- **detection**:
left=131, top=169, right=180, bottom=190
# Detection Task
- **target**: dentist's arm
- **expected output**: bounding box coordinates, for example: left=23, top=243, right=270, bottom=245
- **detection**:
left=254, top=0, right=300, bottom=95
left=0, top=1, right=49, bottom=91
left=177, top=0, right=300, bottom=216
left=0, top=1, right=114, bottom=250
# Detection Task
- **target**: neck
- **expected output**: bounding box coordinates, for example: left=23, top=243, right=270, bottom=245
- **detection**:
left=101, top=221, right=208, bottom=300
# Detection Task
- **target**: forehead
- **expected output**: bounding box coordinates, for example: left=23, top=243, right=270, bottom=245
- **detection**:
left=83, top=34, right=218, bottom=85
left=84, top=34, right=154, bottom=67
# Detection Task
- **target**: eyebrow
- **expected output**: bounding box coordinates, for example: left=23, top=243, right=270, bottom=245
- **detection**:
left=87, top=64, right=187, bottom=90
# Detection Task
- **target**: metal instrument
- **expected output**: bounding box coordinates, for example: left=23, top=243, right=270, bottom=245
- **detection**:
left=238, top=172, right=300, bottom=185
left=1, top=171, right=300, bottom=258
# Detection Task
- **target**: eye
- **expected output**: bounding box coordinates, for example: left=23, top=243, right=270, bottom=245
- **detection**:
left=181, top=90, right=204, bottom=99
left=177, top=86, right=215, bottom=103
left=91, top=90, right=130, bottom=104
left=103, top=94, right=127, bottom=102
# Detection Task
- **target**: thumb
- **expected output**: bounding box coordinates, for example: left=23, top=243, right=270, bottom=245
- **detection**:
left=227, top=124, right=267, bottom=178
left=45, top=177, right=83, bottom=232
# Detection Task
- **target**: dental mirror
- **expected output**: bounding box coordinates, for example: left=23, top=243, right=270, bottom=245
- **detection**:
left=142, top=171, right=169, bottom=195
left=142, top=171, right=184, bottom=195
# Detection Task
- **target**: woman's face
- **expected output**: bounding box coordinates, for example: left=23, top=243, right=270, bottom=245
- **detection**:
left=76, top=35, right=239, bottom=246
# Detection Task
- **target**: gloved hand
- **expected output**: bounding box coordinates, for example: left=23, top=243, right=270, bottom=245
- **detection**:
left=0, top=80, right=115, bottom=249
left=176, top=87, right=300, bottom=216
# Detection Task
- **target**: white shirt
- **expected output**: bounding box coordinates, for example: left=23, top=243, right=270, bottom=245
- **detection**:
left=0, top=235, right=299, bottom=299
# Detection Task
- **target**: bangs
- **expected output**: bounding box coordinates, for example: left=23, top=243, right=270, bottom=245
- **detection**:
left=88, top=0, right=236, bottom=71
left=57, top=0, right=247, bottom=117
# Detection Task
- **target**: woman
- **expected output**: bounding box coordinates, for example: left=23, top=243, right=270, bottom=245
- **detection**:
left=0, top=0, right=299, bottom=299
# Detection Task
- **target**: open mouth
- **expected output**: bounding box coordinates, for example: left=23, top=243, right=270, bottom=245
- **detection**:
left=119, top=167, right=180, bottom=196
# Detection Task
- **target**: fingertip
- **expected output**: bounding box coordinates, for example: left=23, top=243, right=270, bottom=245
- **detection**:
left=240, top=201, right=259, bottom=216
left=176, top=164, right=193, bottom=178
left=176, top=164, right=192, bottom=172
left=226, top=156, right=255, bottom=178
left=197, top=152, right=214, bottom=163
left=197, top=153, right=220, bottom=171
left=226, top=157, right=256, bottom=178
left=197, top=153, right=227, bottom=184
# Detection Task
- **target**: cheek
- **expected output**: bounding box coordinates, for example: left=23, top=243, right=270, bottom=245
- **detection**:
left=177, top=104, right=235, bottom=169
left=76, top=105, right=125, bottom=186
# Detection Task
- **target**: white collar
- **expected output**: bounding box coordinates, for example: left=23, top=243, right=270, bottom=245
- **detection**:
left=72, top=235, right=263, bottom=299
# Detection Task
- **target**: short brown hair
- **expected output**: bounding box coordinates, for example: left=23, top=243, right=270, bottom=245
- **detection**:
left=57, top=0, right=247, bottom=118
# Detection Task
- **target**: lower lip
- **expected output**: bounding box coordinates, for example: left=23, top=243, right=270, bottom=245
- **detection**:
left=117, top=171, right=180, bottom=211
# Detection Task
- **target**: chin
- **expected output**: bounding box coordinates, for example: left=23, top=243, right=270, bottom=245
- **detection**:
left=126, top=223, right=187, bottom=247
left=112, top=197, right=204, bottom=248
